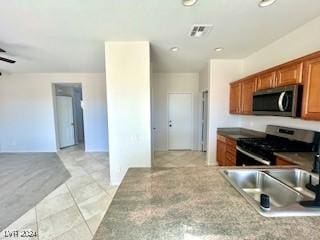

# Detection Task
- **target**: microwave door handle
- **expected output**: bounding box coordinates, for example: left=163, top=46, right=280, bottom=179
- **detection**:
left=236, top=146, right=271, bottom=165
left=278, top=91, right=286, bottom=112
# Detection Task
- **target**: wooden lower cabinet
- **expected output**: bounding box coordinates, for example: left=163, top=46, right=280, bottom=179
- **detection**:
left=217, top=137, right=226, bottom=166
left=217, top=135, right=236, bottom=166
left=302, top=56, right=320, bottom=121
left=276, top=157, right=297, bottom=166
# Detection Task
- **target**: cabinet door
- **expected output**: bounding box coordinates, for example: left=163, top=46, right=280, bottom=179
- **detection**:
left=276, top=62, right=303, bottom=87
left=217, top=140, right=226, bottom=166
left=302, top=57, right=320, bottom=120
left=241, top=78, right=256, bottom=115
left=229, top=82, right=241, bottom=114
left=256, top=71, right=276, bottom=91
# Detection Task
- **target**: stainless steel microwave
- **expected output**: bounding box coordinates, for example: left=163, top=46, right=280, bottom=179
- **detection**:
left=252, top=85, right=302, bottom=117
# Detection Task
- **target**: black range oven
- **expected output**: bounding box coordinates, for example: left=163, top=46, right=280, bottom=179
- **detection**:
left=236, top=125, right=317, bottom=167
left=236, top=145, right=272, bottom=166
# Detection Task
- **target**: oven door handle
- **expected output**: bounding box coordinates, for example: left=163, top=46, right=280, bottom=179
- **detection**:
left=236, top=146, right=271, bottom=165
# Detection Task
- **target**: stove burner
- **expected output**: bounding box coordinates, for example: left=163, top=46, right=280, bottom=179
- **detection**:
left=238, top=137, right=312, bottom=153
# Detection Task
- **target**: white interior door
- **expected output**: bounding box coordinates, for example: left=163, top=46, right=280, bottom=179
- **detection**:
left=168, top=93, right=193, bottom=150
left=56, top=96, right=75, bottom=148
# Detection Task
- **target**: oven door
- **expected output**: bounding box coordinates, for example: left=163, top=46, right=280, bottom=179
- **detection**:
left=236, top=146, right=271, bottom=166
left=252, top=85, right=300, bottom=117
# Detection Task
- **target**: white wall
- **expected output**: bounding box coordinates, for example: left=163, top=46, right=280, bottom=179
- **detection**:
left=0, top=73, right=108, bottom=152
left=207, top=60, right=243, bottom=165
left=105, top=41, right=151, bottom=185
left=152, top=73, right=200, bottom=151
left=240, top=15, right=320, bottom=132
left=199, top=63, right=209, bottom=92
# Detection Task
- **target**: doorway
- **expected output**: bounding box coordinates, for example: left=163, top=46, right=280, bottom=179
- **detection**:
left=168, top=93, right=193, bottom=150
left=53, top=83, right=85, bottom=149
left=201, top=91, right=208, bottom=152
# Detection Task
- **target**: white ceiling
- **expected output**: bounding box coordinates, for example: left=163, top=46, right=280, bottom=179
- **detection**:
left=1, top=0, right=320, bottom=73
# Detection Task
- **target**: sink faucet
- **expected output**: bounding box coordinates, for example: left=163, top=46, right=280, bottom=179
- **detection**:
left=312, top=141, right=320, bottom=174
left=300, top=142, right=320, bottom=208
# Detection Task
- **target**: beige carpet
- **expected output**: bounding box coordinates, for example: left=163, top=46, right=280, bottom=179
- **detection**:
left=0, top=153, right=70, bottom=231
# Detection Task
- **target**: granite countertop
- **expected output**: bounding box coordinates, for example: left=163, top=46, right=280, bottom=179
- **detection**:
left=275, top=152, right=316, bottom=171
left=217, top=127, right=266, bottom=140
left=94, top=167, right=320, bottom=240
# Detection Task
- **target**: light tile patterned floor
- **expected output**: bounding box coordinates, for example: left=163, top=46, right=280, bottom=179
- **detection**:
left=0, top=149, right=205, bottom=240
left=0, top=146, right=116, bottom=240
left=152, top=151, right=207, bottom=168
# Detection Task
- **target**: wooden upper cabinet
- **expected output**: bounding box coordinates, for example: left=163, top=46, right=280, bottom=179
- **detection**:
left=276, top=62, right=303, bottom=87
left=230, top=82, right=241, bottom=114
left=302, top=56, right=320, bottom=121
left=229, top=51, right=320, bottom=121
left=241, top=78, right=257, bottom=115
left=256, top=71, right=276, bottom=91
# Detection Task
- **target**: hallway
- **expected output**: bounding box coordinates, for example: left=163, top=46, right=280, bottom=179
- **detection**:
left=152, top=151, right=207, bottom=168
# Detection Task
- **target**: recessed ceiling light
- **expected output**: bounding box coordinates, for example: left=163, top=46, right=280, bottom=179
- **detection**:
left=215, top=47, right=223, bottom=52
left=170, top=47, right=179, bottom=52
left=182, top=0, right=198, bottom=7
left=259, top=0, right=277, bottom=7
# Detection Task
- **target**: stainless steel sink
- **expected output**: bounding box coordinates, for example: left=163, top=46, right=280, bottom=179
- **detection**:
left=266, top=169, right=318, bottom=198
left=221, top=168, right=320, bottom=217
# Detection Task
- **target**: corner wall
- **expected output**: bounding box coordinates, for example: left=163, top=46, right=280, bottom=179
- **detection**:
left=105, top=41, right=151, bottom=185
left=207, top=60, right=243, bottom=164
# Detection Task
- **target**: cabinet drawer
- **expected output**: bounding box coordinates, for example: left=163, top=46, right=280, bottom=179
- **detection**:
left=226, top=138, right=236, bottom=147
left=217, top=135, right=227, bottom=143
left=226, top=147, right=236, bottom=156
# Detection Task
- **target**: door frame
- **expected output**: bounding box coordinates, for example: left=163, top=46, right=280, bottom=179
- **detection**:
left=166, top=92, right=194, bottom=151
left=52, top=83, right=85, bottom=150
left=201, top=90, right=209, bottom=152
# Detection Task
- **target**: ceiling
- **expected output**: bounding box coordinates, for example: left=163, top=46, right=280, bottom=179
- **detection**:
left=1, top=0, right=320, bottom=73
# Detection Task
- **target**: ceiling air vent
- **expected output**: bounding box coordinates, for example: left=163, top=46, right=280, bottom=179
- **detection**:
left=189, top=24, right=213, bottom=37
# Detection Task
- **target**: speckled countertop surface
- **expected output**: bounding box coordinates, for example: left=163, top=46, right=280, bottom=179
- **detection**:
left=217, top=127, right=266, bottom=140
left=94, top=167, right=320, bottom=240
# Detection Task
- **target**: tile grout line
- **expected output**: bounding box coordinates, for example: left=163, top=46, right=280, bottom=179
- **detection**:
left=70, top=152, right=111, bottom=197
left=57, top=151, right=98, bottom=237
left=64, top=182, right=94, bottom=237
left=58, top=147, right=112, bottom=238
left=35, top=207, right=40, bottom=240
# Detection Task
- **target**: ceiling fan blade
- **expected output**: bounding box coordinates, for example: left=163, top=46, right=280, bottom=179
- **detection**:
left=0, top=48, right=6, bottom=53
left=0, top=56, right=16, bottom=63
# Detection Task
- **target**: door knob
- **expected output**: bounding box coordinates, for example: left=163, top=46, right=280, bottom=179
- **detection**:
left=169, top=124, right=172, bottom=127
